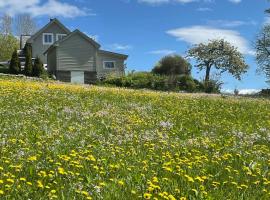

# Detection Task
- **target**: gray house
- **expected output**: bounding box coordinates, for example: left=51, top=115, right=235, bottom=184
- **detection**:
left=22, top=18, right=128, bottom=84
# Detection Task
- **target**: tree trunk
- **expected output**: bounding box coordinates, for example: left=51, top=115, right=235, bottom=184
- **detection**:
left=205, top=65, right=211, bottom=83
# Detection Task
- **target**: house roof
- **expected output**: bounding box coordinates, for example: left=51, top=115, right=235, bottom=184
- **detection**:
left=44, top=29, right=101, bottom=55
left=98, top=50, right=128, bottom=59
left=27, top=18, right=71, bottom=43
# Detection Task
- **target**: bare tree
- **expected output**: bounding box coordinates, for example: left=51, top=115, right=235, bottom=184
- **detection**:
left=15, top=14, right=37, bottom=36
left=0, top=14, right=13, bottom=35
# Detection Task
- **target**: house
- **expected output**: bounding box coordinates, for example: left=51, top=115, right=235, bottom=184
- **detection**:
left=21, top=18, right=128, bottom=84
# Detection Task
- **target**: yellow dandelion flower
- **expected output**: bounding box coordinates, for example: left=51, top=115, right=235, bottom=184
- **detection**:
left=118, top=180, right=125, bottom=186
left=144, top=193, right=152, bottom=199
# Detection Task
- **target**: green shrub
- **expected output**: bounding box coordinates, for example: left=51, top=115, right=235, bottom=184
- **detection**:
left=152, top=55, right=191, bottom=76
left=204, top=79, right=223, bottom=93
left=32, top=57, right=44, bottom=77
left=24, top=43, right=32, bottom=76
left=177, top=75, right=197, bottom=92
left=9, top=50, right=21, bottom=74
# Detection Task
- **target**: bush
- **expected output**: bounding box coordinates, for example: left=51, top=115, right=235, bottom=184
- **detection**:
left=9, top=50, right=21, bottom=74
left=32, top=57, right=44, bottom=77
left=152, top=55, right=191, bottom=76
left=204, top=79, right=223, bottom=93
left=176, top=75, right=197, bottom=92
left=24, top=43, right=32, bottom=76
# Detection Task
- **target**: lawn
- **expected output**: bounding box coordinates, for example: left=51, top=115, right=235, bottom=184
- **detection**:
left=0, top=76, right=269, bottom=200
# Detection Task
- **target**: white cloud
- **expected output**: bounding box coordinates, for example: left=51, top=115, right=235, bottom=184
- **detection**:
left=0, top=0, right=92, bottom=18
left=206, top=19, right=257, bottom=28
left=137, top=0, right=240, bottom=5
left=222, top=89, right=260, bottom=95
left=138, top=0, right=198, bottom=5
left=228, top=0, right=241, bottom=4
left=148, top=49, right=176, bottom=55
left=167, top=25, right=254, bottom=55
left=110, top=43, right=133, bottom=50
left=197, top=7, right=212, bottom=12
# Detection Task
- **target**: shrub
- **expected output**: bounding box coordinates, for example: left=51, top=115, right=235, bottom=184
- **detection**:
left=24, top=43, right=32, bottom=76
left=177, top=75, right=197, bottom=92
left=9, top=50, right=21, bottom=74
left=32, top=57, right=44, bottom=77
left=152, top=55, right=191, bottom=76
left=204, top=79, right=223, bottom=93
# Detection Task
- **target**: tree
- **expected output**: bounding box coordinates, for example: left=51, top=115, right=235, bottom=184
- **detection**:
left=0, top=34, right=19, bottom=61
left=32, top=56, right=44, bottom=77
left=0, top=14, right=13, bottom=35
left=24, top=43, right=32, bottom=76
left=152, top=55, right=191, bottom=76
left=188, top=39, right=248, bottom=83
left=256, top=25, right=270, bottom=83
left=255, top=4, right=270, bottom=84
left=15, top=14, right=37, bottom=36
left=9, top=50, right=21, bottom=74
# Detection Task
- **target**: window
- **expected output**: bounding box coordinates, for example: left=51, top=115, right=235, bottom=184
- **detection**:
left=56, top=34, right=67, bottom=41
left=103, top=61, right=115, bottom=69
left=43, top=33, right=53, bottom=45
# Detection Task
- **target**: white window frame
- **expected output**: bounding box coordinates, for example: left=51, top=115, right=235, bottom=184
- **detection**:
left=103, top=61, right=116, bottom=69
left=56, top=34, right=67, bottom=41
left=43, top=33, right=54, bottom=45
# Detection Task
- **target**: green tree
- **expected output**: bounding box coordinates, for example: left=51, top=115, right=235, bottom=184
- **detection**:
left=152, top=55, right=191, bottom=76
left=9, top=49, right=21, bottom=74
left=255, top=4, right=270, bottom=84
left=188, top=39, right=248, bottom=83
left=32, top=56, right=44, bottom=77
left=24, top=43, right=32, bottom=76
left=0, top=34, right=19, bottom=62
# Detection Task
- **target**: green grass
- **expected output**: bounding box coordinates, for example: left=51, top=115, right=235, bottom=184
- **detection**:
left=0, top=76, right=270, bottom=200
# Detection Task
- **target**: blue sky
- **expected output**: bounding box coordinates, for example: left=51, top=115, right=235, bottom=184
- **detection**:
left=1, top=0, right=269, bottom=92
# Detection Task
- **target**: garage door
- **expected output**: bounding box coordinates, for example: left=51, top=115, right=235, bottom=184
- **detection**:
left=71, top=71, right=84, bottom=84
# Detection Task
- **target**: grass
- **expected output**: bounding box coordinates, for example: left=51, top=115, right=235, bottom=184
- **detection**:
left=0, top=76, right=270, bottom=200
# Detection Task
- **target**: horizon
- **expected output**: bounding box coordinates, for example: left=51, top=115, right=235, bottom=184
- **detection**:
left=0, top=0, right=269, bottom=93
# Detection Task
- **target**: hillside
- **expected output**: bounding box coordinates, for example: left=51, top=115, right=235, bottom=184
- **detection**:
left=0, top=76, right=270, bottom=200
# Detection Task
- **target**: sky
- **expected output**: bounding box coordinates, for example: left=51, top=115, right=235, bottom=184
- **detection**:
left=0, top=0, right=269, bottom=92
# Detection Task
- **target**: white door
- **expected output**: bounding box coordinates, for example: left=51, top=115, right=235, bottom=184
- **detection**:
left=71, top=71, right=84, bottom=84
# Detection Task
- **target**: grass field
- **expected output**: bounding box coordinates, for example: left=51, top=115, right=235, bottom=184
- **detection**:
left=0, top=76, right=270, bottom=200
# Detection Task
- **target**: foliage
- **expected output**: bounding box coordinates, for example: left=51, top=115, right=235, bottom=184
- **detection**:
left=24, top=43, right=32, bottom=76
left=9, top=50, right=21, bottom=74
left=176, top=75, right=197, bottom=92
left=152, top=55, right=191, bottom=76
left=204, top=79, right=223, bottom=93
left=0, top=76, right=269, bottom=199
left=256, top=25, right=270, bottom=84
left=0, top=34, right=19, bottom=62
left=188, top=39, right=248, bottom=83
left=32, top=57, right=44, bottom=77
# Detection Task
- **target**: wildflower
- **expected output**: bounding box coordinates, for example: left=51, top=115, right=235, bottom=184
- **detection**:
left=37, top=180, right=44, bottom=188
left=0, top=190, right=4, bottom=195
left=144, top=193, right=152, bottom=199
left=118, top=180, right=125, bottom=186
left=28, top=156, right=37, bottom=161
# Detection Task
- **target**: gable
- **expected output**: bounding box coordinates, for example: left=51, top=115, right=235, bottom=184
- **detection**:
left=27, top=19, right=70, bottom=43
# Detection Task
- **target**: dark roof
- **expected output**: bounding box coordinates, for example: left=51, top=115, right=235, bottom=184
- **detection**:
left=27, top=18, right=70, bottom=43
left=98, top=50, right=128, bottom=59
left=44, top=29, right=101, bottom=55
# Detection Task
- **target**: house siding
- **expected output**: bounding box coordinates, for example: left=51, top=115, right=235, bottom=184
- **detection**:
left=31, top=23, right=69, bottom=64
left=97, top=52, right=126, bottom=78
left=57, top=34, right=97, bottom=72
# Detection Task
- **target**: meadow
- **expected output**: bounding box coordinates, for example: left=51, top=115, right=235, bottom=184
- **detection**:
left=0, top=76, right=270, bottom=200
